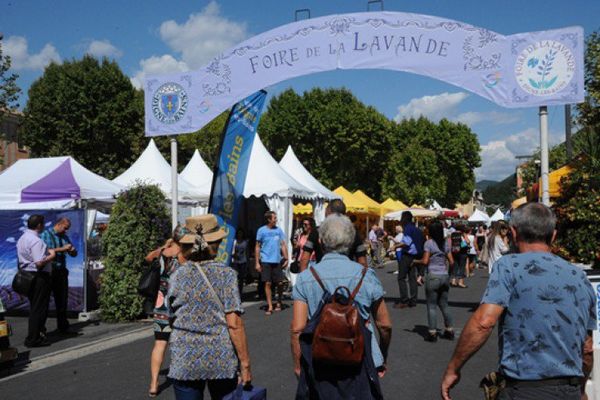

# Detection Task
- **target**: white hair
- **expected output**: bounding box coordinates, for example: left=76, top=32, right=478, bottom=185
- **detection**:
left=319, top=214, right=356, bottom=255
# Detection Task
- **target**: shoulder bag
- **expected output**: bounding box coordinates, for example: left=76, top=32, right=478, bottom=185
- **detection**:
left=138, top=252, right=162, bottom=299
left=12, top=264, right=36, bottom=297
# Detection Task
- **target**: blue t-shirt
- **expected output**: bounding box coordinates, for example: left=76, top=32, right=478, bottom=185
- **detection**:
left=401, top=223, right=424, bottom=256
left=482, top=252, right=596, bottom=380
left=292, top=253, right=386, bottom=367
left=256, top=225, right=286, bottom=264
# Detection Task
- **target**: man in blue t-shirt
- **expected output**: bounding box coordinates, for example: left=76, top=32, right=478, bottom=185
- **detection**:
left=442, top=203, right=595, bottom=400
left=255, top=211, right=289, bottom=315
left=394, top=211, right=424, bottom=309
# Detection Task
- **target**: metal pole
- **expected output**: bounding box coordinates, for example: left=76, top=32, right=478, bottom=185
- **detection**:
left=171, top=137, right=178, bottom=230
left=565, top=104, right=573, bottom=161
left=539, top=106, right=550, bottom=206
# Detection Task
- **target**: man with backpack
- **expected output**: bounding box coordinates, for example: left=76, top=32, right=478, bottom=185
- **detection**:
left=291, top=213, right=392, bottom=399
left=393, top=211, right=425, bottom=309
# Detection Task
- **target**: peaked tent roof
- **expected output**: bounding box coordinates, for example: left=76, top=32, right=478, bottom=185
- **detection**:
left=333, top=186, right=376, bottom=214
left=381, top=198, right=406, bottom=212
left=180, top=150, right=213, bottom=198
left=468, top=209, right=490, bottom=223
left=0, top=156, right=123, bottom=209
left=490, top=208, right=505, bottom=222
left=353, top=190, right=390, bottom=216
left=113, top=139, right=206, bottom=202
left=243, top=135, right=314, bottom=199
left=279, top=146, right=339, bottom=200
left=384, top=208, right=440, bottom=219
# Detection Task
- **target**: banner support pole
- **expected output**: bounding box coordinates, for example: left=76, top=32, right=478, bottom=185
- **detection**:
left=539, top=106, right=550, bottom=206
left=171, top=137, right=178, bottom=230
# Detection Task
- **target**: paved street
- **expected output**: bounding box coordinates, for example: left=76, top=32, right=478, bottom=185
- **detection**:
left=1, top=262, right=497, bottom=399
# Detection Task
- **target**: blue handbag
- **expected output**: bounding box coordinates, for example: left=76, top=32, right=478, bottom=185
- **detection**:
left=224, top=384, right=267, bottom=400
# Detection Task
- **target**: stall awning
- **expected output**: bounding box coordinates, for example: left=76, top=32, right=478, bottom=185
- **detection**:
left=353, top=190, right=389, bottom=216
left=538, top=164, right=573, bottom=198
left=333, top=186, right=376, bottom=214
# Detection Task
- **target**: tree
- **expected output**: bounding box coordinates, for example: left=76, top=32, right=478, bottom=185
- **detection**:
left=0, top=36, right=21, bottom=120
left=387, top=117, right=481, bottom=207
left=259, top=88, right=393, bottom=199
left=100, top=183, right=171, bottom=321
left=577, top=30, right=600, bottom=130
left=22, top=55, right=145, bottom=178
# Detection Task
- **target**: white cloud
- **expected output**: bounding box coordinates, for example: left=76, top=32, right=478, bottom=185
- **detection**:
left=130, top=55, right=189, bottom=89
left=475, top=127, right=563, bottom=181
left=131, top=1, right=247, bottom=88
left=159, top=1, right=248, bottom=69
left=394, top=92, right=469, bottom=122
left=86, top=39, right=122, bottom=59
left=4, top=36, right=61, bottom=70
left=455, top=111, right=520, bottom=126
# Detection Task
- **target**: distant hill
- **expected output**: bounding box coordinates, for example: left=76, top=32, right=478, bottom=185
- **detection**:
left=483, top=174, right=516, bottom=208
left=476, top=180, right=498, bottom=191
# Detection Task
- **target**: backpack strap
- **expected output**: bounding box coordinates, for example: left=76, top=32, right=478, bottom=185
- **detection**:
left=349, top=267, right=368, bottom=302
left=309, top=266, right=327, bottom=293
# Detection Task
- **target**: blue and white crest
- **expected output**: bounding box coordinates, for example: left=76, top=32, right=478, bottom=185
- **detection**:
left=152, top=83, right=188, bottom=124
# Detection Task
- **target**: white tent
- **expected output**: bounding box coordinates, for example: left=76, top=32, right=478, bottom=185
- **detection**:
left=0, top=156, right=123, bottom=210
left=490, top=208, right=505, bottom=222
left=180, top=150, right=213, bottom=194
left=180, top=150, right=213, bottom=216
left=468, top=209, right=491, bottom=223
left=429, top=200, right=444, bottom=211
left=279, top=146, right=340, bottom=223
left=113, top=139, right=207, bottom=204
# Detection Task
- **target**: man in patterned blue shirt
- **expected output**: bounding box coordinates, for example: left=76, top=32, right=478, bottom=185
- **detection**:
left=41, top=217, right=77, bottom=333
left=442, top=203, right=595, bottom=400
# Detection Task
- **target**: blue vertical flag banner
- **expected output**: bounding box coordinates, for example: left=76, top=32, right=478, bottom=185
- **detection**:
left=209, top=90, right=267, bottom=265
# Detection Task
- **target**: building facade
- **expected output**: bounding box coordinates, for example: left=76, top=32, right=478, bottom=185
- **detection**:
left=0, top=110, right=29, bottom=171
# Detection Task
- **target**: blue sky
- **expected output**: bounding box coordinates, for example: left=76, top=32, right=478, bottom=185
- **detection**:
left=1, top=0, right=599, bottom=181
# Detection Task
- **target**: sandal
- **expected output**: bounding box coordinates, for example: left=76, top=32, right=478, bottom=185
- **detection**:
left=265, top=309, right=273, bottom=316
left=274, top=303, right=282, bottom=312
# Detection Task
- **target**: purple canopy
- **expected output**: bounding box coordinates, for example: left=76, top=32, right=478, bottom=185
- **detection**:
left=21, top=158, right=81, bottom=203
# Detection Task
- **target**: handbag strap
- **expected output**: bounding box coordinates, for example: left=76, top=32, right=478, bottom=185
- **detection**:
left=194, top=263, right=226, bottom=323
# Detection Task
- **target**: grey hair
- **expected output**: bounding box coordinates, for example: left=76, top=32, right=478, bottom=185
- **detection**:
left=319, top=214, right=356, bottom=255
left=510, top=202, right=556, bottom=245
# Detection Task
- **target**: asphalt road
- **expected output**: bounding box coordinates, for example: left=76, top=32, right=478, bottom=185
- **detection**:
left=0, top=261, right=497, bottom=399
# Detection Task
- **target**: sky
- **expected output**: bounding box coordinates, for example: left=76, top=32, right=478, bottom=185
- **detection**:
left=1, top=0, right=599, bottom=182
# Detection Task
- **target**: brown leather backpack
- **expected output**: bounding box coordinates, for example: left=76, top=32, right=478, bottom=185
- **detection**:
left=309, top=266, right=368, bottom=366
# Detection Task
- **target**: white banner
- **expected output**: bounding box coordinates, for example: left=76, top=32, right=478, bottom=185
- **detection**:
left=145, top=11, right=584, bottom=136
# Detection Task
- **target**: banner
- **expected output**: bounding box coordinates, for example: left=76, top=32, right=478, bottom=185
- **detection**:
left=145, top=11, right=584, bottom=136
left=209, top=91, right=267, bottom=265
left=0, top=209, right=85, bottom=312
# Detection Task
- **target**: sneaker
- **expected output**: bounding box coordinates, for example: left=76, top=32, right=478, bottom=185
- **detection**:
left=441, top=330, right=455, bottom=340
left=424, top=333, right=438, bottom=342
left=25, top=337, right=51, bottom=348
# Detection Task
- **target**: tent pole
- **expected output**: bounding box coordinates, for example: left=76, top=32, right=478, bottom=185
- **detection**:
left=171, top=137, right=178, bottom=230
left=539, top=106, right=550, bottom=206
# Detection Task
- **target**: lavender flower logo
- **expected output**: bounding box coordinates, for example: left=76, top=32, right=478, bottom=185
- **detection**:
left=514, top=40, right=575, bottom=97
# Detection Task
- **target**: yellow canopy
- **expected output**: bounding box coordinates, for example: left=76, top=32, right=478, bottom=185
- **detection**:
left=538, top=164, right=573, bottom=198
left=394, top=200, right=409, bottom=210
left=353, top=190, right=389, bottom=215
left=410, top=204, right=424, bottom=209
left=333, top=186, right=376, bottom=214
left=381, top=198, right=403, bottom=211
left=511, top=196, right=527, bottom=209
left=293, top=203, right=313, bottom=214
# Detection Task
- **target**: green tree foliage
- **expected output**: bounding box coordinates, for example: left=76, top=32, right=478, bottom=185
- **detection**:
left=386, top=117, right=481, bottom=206
left=154, top=111, right=229, bottom=171
left=22, top=55, right=145, bottom=178
left=578, top=30, right=600, bottom=130
left=483, top=174, right=516, bottom=207
left=260, top=88, right=393, bottom=198
left=0, top=36, right=21, bottom=121
left=100, top=183, right=171, bottom=321
left=553, top=128, right=600, bottom=267
left=259, top=88, right=480, bottom=206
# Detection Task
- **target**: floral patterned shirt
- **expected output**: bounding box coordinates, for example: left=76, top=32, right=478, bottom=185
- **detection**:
left=482, top=252, right=596, bottom=380
left=167, top=260, right=243, bottom=380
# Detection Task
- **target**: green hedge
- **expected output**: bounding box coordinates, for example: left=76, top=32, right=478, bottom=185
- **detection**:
left=100, top=183, right=171, bottom=321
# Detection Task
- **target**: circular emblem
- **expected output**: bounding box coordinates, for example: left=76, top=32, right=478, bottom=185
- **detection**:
left=514, top=40, right=575, bottom=97
left=152, top=82, right=188, bottom=124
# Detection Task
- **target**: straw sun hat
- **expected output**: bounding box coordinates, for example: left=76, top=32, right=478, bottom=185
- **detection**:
left=179, top=214, right=227, bottom=245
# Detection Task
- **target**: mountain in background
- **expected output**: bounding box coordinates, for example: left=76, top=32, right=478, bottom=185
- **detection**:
left=476, top=180, right=498, bottom=191
left=483, top=174, right=516, bottom=208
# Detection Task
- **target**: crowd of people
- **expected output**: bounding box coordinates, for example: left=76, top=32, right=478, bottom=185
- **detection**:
left=14, top=200, right=596, bottom=400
